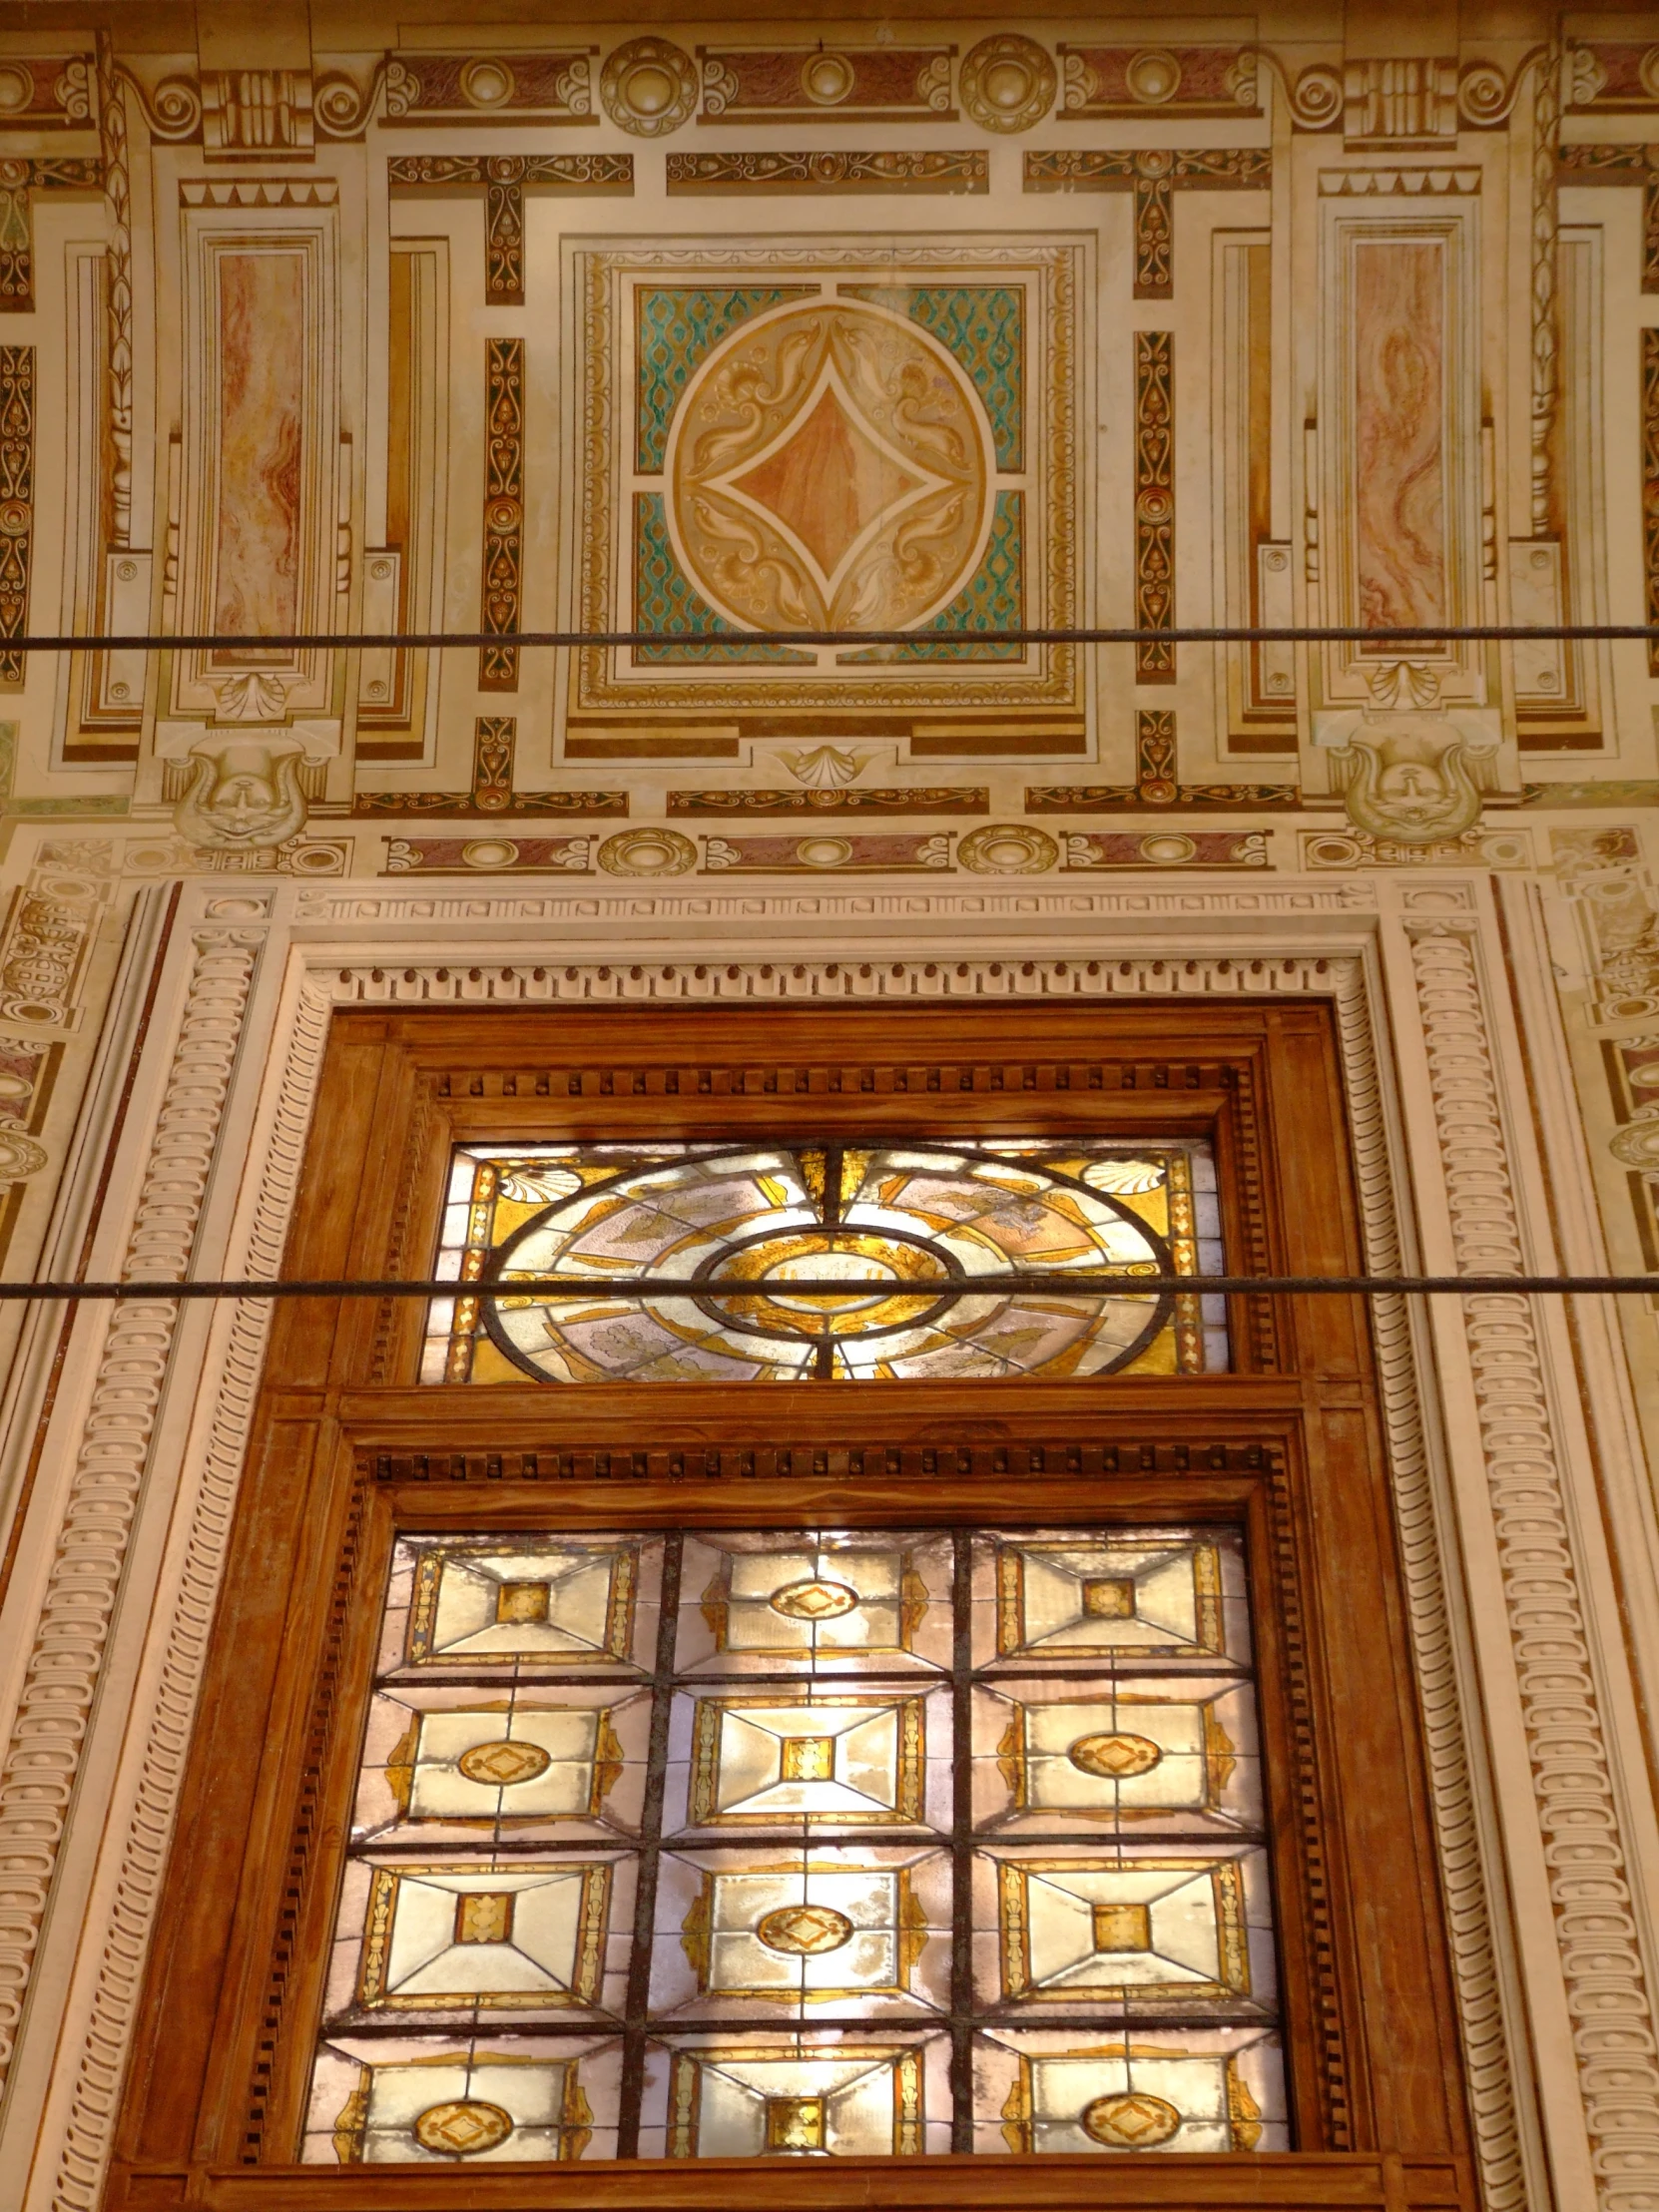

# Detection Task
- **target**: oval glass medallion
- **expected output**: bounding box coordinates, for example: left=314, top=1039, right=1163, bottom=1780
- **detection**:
left=756, top=1904, right=856, bottom=1955
left=456, top=1739, right=553, bottom=1788
left=412, top=2099, right=515, bottom=2156
left=1081, top=2092, right=1182, bottom=2148
left=1067, top=1731, right=1164, bottom=1779
left=770, top=1577, right=860, bottom=1621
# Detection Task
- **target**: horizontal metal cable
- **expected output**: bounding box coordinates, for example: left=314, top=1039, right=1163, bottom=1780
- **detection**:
left=7, top=622, right=1659, bottom=651
left=1, top=1273, right=1654, bottom=1302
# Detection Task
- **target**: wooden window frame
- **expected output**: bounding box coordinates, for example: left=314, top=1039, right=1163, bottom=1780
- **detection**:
left=108, top=1003, right=1475, bottom=2212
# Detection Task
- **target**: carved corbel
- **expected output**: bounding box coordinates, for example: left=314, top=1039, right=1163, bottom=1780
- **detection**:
left=172, top=738, right=309, bottom=850
left=1315, top=663, right=1514, bottom=845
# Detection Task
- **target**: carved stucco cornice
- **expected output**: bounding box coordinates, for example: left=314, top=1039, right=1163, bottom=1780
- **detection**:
left=1404, top=915, right=1659, bottom=2209
left=0, top=905, right=1528, bottom=2212
left=0, top=927, right=265, bottom=2114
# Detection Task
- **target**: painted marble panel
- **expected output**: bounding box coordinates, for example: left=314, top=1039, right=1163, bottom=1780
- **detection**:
left=1352, top=240, right=1446, bottom=638
left=211, top=251, right=304, bottom=663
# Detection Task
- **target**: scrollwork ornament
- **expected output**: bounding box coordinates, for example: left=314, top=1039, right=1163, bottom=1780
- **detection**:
left=117, top=65, right=203, bottom=142
left=312, top=63, right=388, bottom=140
left=600, top=38, right=696, bottom=137
left=1456, top=53, right=1544, bottom=127
left=959, top=34, right=1056, bottom=133
left=383, top=59, right=419, bottom=119
left=52, top=59, right=93, bottom=124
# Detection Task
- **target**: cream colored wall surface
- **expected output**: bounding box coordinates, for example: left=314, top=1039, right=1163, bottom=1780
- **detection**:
left=1, top=5, right=1659, bottom=2208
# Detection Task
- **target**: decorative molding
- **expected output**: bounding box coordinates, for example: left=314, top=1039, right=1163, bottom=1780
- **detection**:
left=1318, top=167, right=1481, bottom=196
left=382, top=50, right=594, bottom=128
left=353, top=727, right=628, bottom=822
left=176, top=178, right=336, bottom=209
left=1342, top=57, right=1459, bottom=141
left=110, top=66, right=201, bottom=144
left=383, top=833, right=590, bottom=876
left=0, top=926, right=263, bottom=2110
left=479, top=338, right=523, bottom=691
left=1530, top=47, right=1561, bottom=537
left=1024, top=147, right=1269, bottom=297
left=200, top=70, right=312, bottom=161
left=698, top=46, right=954, bottom=123
left=0, top=160, right=103, bottom=314
left=1065, top=829, right=1270, bottom=870
left=1058, top=44, right=1258, bottom=119
left=1560, top=146, right=1659, bottom=294
left=47, top=964, right=325, bottom=2212
left=1564, top=42, right=1659, bottom=114
left=665, top=150, right=985, bottom=196
left=1135, top=331, right=1174, bottom=680
left=386, top=155, right=633, bottom=306
left=0, top=840, right=114, bottom=1031
left=95, top=38, right=133, bottom=550
left=1407, top=921, right=1659, bottom=2210
left=600, top=39, right=696, bottom=138
left=958, top=34, right=1055, bottom=134
left=702, top=830, right=953, bottom=875
left=0, top=347, right=33, bottom=690
left=669, top=788, right=989, bottom=816
left=1644, top=331, right=1659, bottom=679
left=0, top=56, right=94, bottom=132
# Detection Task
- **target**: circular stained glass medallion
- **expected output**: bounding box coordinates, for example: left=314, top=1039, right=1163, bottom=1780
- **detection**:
left=412, top=2099, right=515, bottom=2156
left=756, top=1904, right=855, bottom=1955
left=480, top=1142, right=1175, bottom=1383
left=1081, top=2091, right=1182, bottom=2148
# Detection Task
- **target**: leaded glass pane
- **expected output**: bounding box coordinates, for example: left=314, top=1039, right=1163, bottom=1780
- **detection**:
left=421, top=1139, right=1227, bottom=1383
left=303, top=1523, right=1286, bottom=2163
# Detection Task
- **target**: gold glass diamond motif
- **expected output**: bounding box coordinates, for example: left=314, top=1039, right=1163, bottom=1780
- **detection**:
left=690, top=1696, right=925, bottom=1825
left=996, top=1539, right=1225, bottom=1659
left=996, top=1856, right=1251, bottom=2002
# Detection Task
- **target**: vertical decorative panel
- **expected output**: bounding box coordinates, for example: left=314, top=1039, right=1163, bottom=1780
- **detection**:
left=480, top=336, right=523, bottom=692
left=1215, top=236, right=1294, bottom=751
left=1353, top=243, right=1446, bottom=636
left=211, top=253, right=305, bottom=650
left=0, top=346, right=34, bottom=688
left=174, top=184, right=340, bottom=725
left=1644, top=328, right=1659, bottom=679
left=1134, top=330, right=1174, bottom=681
left=472, top=715, right=515, bottom=809
left=1317, top=188, right=1481, bottom=707
left=484, top=174, right=524, bottom=306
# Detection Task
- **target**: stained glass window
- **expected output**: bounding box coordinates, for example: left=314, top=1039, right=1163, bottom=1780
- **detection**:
left=302, top=1523, right=1286, bottom=2164
left=420, top=1140, right=1227, bottom=1383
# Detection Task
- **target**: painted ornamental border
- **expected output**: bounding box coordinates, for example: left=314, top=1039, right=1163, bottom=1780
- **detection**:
left=0, top=870, right=1654, bottom=2212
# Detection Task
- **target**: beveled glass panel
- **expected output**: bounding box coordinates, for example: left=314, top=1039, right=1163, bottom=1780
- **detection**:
left=638, top=2033, right=951, bottom=2158
left=676, top=1530, right=953, bottom=1676
left=975, top=1847, right=1278, bottom=2014
left=971, top=1675, right=1262, bottom=1840
left=302, top=2035, right=623, bottom=2164
left=422, top=1139, right=1227, bottom=1384
left=973, top=2026, right=1288, bottom=2154
left=650, top=1848, right=952, bottom=2021
left=304, top=1520, right=1284, bottom=2163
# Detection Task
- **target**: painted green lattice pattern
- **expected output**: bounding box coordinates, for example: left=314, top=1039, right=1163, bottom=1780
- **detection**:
left=842, top=284, right=1024, bottom=470
left=632, top=494, right=809, bottom=664
left=844, top=492, right=1023, bottom=663
left=635, top=287, right=807, bottom=473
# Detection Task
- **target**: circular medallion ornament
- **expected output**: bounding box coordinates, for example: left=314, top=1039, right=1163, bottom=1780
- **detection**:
left=959, top=34, right=1057, bottom=132
left=667, top=300, right=994, bottom=637
left=1067, top=1731, right=1164, bottom=1780
left=770, top=1577, right=860, bottom=1621
left=600, top=37, right=696, bottom=136
left=796, top=836, right=853, bottom=869
left=1139, top=832, right=1197, bottom=866
left=412, top=2099, right=515, bottom=2156
left=757, top=1904, right=855, bottom=1955
left=596, top=827, right=697, bottom=876
left=801, top=51, right=855, bottom=106
left=1124, top=48, right=1183, bottom=105
left=958, top=824, right=1059, bottom=876
left=460, top=57, right=515, bottom=108
left=460, top=838, right=519, bottom=870
left=457, top=1739, right=554, bottom=1788
left=0, top=68, right=31, bottom=117
left=1081, top=2092, right=1182, bottom=2148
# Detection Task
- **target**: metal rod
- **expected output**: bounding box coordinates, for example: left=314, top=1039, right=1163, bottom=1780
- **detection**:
left=7, top=623, right=1659, bottom=651
left=2, top=1273, right=1655, bottom=1302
